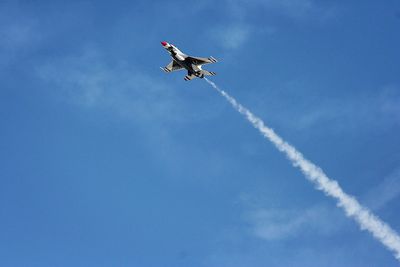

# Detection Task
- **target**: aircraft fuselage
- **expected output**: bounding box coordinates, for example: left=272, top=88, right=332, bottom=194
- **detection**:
left=164, top=43, right=204, bottom=77
left=161, top=41, right=217, bottom=81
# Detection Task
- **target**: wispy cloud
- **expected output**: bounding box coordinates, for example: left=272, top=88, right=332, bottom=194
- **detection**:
left=36, top=48, right=238, bottom=183
left=364, top=168, right=400, bottom=211
left=257, top=83, right=400, bottom=133
left=0, top=4, right=41, bottom=69
left=244, top=205, right=339, bottom=240
left=380, top=85, right=400, bottom=124
left=254, top=0, right=319, bottom=19
left=226, top=0, right=337, bottom=21
left=242, top=167, right=400, bottom=242
left=37, top=48, right=190, bottom=123
left=206, top=0, right=337, bottom=52
left=209, top=22, right=277, bottom=50
left=0, top=20, right=36, bottom=49
left=209, top=24, right=252, bottom=50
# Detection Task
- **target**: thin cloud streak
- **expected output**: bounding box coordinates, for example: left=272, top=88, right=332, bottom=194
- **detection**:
left=244, top=206, right=338, bottom=240
left=226, top=0, right=337, bottom=21
left=364, top=168, right=400, bottom=211
left=210, top=24, right=252, bottom=50
left=205, top=78, right=400, bottom=261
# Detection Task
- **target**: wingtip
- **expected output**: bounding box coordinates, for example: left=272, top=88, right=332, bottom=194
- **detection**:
left=160, top=67, right=170, bottom=73
left=209, top=56, right=218, bottom=63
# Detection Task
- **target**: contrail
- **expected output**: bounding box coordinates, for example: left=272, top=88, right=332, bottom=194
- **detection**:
left=204, top=78, right=400, bottom=261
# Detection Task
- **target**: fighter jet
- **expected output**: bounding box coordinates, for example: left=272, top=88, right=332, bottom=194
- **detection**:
left=160, top=41, right=218, bottom=81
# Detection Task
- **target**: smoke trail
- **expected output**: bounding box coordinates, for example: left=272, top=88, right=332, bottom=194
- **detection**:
left=204, top=78, right=400, bottom=261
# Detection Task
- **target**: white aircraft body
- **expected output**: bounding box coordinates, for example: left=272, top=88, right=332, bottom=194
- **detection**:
left=160, top=41, right=218, bottom=81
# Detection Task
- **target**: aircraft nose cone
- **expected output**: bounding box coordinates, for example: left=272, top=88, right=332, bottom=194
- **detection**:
left=161, top=41, right=167, bottom=46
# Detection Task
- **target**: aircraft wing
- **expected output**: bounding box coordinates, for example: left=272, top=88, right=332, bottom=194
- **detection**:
left=161, top=60, right=183, bottom=72
left=186, top=56, right=218, bottom=66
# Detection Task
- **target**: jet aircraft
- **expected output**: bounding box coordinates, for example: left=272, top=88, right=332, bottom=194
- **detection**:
left=160, top=41, right=218, bottom=81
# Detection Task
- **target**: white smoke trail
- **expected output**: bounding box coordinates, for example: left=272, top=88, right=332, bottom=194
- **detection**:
left=204, top=78, right=400, bottom=261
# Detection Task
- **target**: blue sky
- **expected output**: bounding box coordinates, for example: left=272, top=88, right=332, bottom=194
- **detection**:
left=1, top=0, right=400, bottom=266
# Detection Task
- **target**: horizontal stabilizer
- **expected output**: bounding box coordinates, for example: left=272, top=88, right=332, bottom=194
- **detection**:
left=201, top=70, right=217, bottom=76
left=160, top=67, right=172, bottom=73
left=184, top=74, right=196, bottom=81
left=208, top=56, right=217, bottom=63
